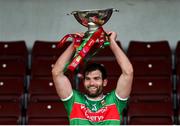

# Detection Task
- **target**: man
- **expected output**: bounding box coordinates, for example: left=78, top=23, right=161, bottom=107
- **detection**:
left=52, top=31, right=133, bottom=125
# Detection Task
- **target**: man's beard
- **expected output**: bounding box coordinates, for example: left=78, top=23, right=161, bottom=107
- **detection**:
left=85, top=85, right=103, bottom=98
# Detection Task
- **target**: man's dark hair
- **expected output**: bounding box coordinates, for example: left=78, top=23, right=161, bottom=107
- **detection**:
left=83, top=63, right=107, bottom=80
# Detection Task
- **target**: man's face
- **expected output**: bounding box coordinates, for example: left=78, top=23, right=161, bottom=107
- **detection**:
left=84, top=70, right=107, bottom=98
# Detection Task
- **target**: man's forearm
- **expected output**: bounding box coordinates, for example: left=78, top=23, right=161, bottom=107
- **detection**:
left=52, top=43, right=74, bottom=76
left=110, top=40, right=133, bottom=75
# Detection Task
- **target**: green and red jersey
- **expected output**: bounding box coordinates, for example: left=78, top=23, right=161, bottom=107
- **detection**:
left=61, top=90, right=127, bottom=125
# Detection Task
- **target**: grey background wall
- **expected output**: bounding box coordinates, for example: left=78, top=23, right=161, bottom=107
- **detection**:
left=0, top=0, right=180, bottom=50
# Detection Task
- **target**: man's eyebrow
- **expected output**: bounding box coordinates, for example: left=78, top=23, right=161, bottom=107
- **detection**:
left=85, top=76, right=90, bottom=79
left=94, top=76, right=101, bottom=78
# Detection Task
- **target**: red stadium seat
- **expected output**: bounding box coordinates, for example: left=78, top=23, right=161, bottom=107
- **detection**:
left=30, top=57, right=74, bottom=84
left=0, top=59, right=26, bottom=77
left=29, top=77, right=59, bottom=102
left=104, top=77, right=118, bottom=94
left=127, top=102, right=174, bottom=125
left=177, top=79, right=180, bottom=106
left=178, top=81, right=180, bottom=124
left=175, top=41, right=180, bottom=75
left=130, top=76, right=173, bottom=103
left=175, top=41, right=180, bottom=58
left=0, top=40, right=28, bottom=62
left=0, top=76, right=24, bottom=102
left=176, top=64, right=180, bottom=77
left=31, top=57, right=56, bottom=77
left=127, top=40, right=172, bottom=77
left=32, top=40, right=71, bottom=58
left=27, top=117, right=69, bottom=125
left=178, top=107, right=180, bottom=124
left=127, top=40, right=171, bottom=58
left=30, top=41, right=74, bottom=84
left=130, top=57, right=172, bottom=76
left=0, top=102, right=22, bottom=125
left=26, top=101, right=68, bottom=125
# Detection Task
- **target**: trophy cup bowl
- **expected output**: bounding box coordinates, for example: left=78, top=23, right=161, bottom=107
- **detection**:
left=71, top=8, right=118, bottom=33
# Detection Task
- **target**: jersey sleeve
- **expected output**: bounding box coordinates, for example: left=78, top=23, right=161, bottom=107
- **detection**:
left=61, top=89, right=84, bottom=116
left=61, top=90, right=76, bottom=116
left=108, top=90, right=128, bottom=113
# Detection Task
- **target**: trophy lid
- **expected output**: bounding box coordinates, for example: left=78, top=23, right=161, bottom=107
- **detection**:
left=71, top=8, right=118, bottom=27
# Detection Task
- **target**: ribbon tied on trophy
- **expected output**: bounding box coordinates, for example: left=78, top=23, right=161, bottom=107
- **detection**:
left=58, top=8, right=119, bottom=72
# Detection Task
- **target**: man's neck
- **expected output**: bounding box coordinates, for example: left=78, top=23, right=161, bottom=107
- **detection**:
left=86, top=93, right=104, bottom=101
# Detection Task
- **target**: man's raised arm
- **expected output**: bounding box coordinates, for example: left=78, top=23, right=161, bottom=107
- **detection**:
left=52, top=43, right=74, bottom=99
left=109, top=32, right=133, bottom=99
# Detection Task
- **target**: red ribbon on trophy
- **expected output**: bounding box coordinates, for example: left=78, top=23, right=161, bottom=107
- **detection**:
left=58, top=26, right=110, bottom=72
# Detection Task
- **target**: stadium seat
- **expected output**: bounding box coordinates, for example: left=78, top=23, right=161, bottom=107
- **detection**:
left=130, top=76, right=173, bottom=103
left=127, top=40, right=171, bottom=58
left=26, top=101, right=68, bottom=125
left=127, top=102, right=174, bottom=125
left=175, top=41, right=180, bottom=58
left=0, top=76, right=24, bottom=102
left=0, top=102, right=22, bottom=125
left=31, top=57, right=56, bottom=77
left=30, top=57, right=75, bottom=85
left=0, top=58, right=26, bottom=77
left=104, top=76, right=118, bottom=94
left=28, top=77, right=59, bottom=102
left=177, top=79, right=180, bottom=106
left=175, top=41, right=180, bottom=75
left=130, top=58, right=172, bottom=76
left=127, top=40, right=172, bottom=77
left=27, top=117, right=69, bottom=125
left=30, top=40, right=74, bottom=83
left=0, top=40, right=28, bottom=62
left=31, top=40, right=71, bottom=59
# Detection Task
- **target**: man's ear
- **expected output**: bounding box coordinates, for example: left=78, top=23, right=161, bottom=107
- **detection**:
left=103, top=79, right=108, bottom=87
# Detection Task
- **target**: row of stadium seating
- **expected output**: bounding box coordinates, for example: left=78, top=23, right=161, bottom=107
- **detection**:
left=0, top=40, right=180, bottom=124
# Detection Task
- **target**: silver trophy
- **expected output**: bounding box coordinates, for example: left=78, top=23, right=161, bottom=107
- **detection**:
left=59, top=8, right=118, bottom=72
